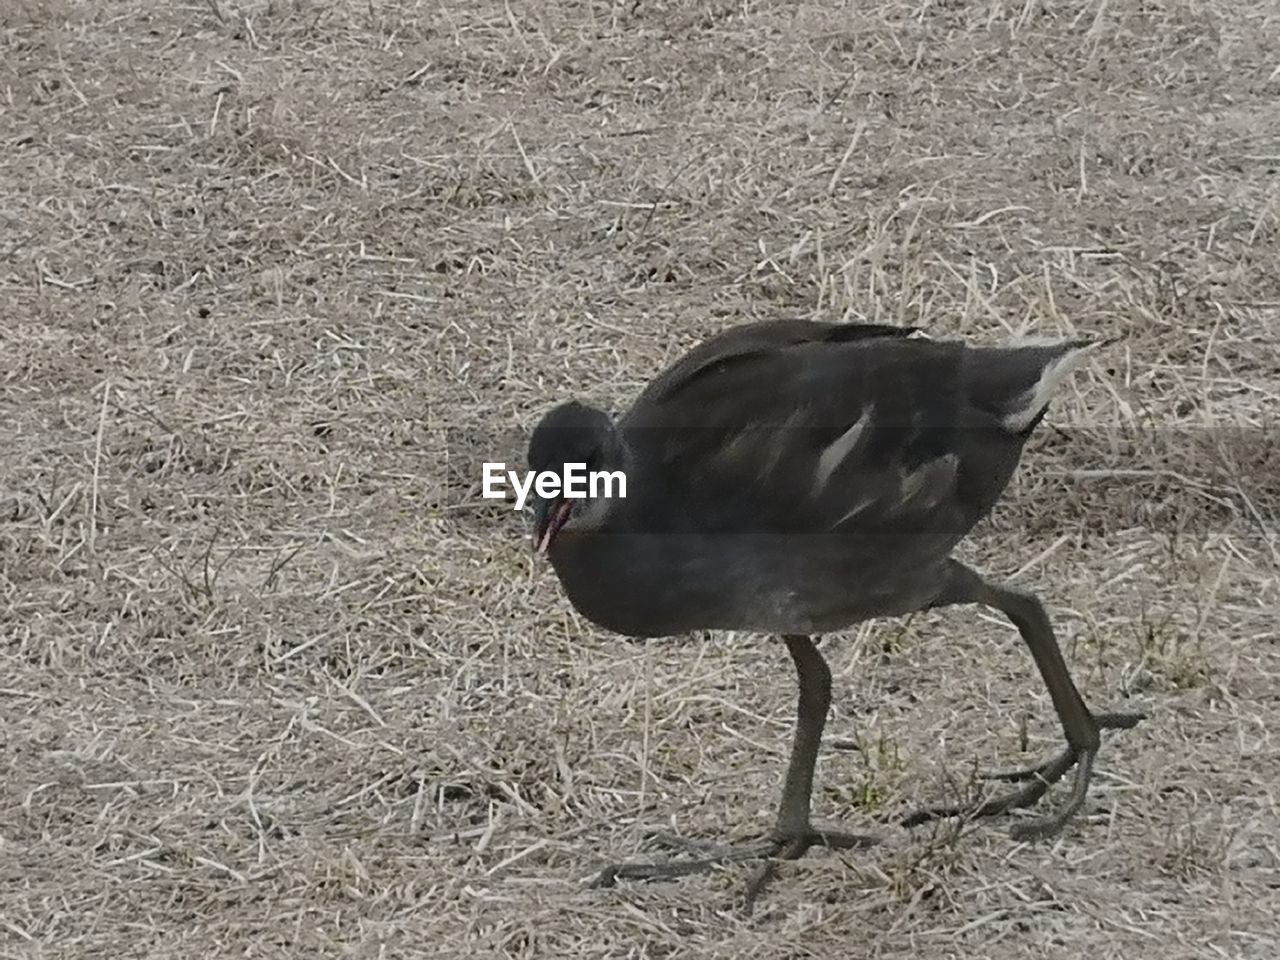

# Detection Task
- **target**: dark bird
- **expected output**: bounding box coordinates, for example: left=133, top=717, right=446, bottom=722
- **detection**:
left=526, top=319, right=1142, bottom=903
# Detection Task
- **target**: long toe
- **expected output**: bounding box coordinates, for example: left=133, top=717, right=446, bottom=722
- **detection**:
left=592, top=856, right=740, bottom=887
left=902, top=744, right=1077, bottom=828
left=742, top=826, right=879, bottom=914
left=906, top=709, right=1144, bottom=828
left=1095, top=710, right=1145, bottom=731
left=1006, top=750, right=1098, bottom=842
left=591, top=837, right=780, bottom=888
left=1008, top=807, right=1077, bottom=842
left=646, top=831, right=762, bottom=859
left=979, top=750, right=1076, bottom=784
left=800, top=827, right=879, bottom=853
left=594, top=824, right=878, bottom=910
left=764, top=825, right=878, bottom=861
left=979, top=714, right=1143, bottom=785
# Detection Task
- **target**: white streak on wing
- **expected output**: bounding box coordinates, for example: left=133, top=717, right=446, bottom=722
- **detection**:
left=717, top=425, right=757, bottom=467
left=892, top=454, right=959, bottom=514
left=758, top=408, right=809, bottom=479
left=831, top=494, right=875, bottom=529
left=716, top=409, right=809, bottom=483
left=1002, top=341, right=1103, bottom=433
left=812, top=406, right=872, bottom=496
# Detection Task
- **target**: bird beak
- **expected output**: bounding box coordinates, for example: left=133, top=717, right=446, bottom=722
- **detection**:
left=532, top=497, right=574, bottom=555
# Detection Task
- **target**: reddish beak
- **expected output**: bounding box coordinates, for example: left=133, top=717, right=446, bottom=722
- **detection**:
left=534, top=499, right=574, bottom=555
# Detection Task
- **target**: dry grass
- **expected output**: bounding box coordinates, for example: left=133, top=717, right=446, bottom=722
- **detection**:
left=3, top=0, right=1279, bottom=957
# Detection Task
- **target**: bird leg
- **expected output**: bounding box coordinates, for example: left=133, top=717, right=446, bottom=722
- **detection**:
left=591, top=635, right=876, bottom=909
left=904, top=561, right=1144, bottom=840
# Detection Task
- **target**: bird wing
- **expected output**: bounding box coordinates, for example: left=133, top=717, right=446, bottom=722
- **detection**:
left=620, top=321, right=1095, bottom=537
left=632, top=319, right=917, bottom=411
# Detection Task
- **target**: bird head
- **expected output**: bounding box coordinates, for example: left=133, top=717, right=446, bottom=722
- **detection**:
left=525, top=400, right=625, bottom=554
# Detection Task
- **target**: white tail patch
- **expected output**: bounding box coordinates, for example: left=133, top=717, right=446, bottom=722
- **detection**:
left=1002, top=341, right=1103, bottom=433
left=812, top=407, right=872, bottom=496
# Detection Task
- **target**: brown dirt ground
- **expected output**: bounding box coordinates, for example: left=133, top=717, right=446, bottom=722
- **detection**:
left=3, top=1, right=1279, bottom=957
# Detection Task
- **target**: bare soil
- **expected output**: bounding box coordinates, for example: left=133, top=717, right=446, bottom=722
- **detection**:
left=2, top=1, right=1278, bottom=958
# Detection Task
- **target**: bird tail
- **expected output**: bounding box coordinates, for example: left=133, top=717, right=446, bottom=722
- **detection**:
left=966, top=336, right=1116, bottom=435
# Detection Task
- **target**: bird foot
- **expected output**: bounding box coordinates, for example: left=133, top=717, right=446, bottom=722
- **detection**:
left=976, top=712, right=1145, bottom=783
left=590, top=824, right=877, bottom=912
left=902, top=711, right=1144, bottom=840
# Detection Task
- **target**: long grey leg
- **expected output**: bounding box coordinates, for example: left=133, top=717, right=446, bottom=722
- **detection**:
left=592, top=634, right=873, bottom=910
left=771, top=635, right=831, bottom=838
left=746, top=635, right=873, bottom=913
left=905, top=560, right=1143, bottom=839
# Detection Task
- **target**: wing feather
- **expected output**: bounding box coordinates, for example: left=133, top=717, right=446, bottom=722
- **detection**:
left=620, top=321, right=966, bottom=535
